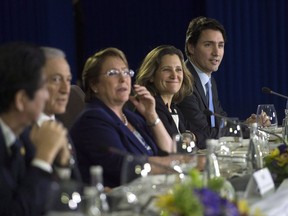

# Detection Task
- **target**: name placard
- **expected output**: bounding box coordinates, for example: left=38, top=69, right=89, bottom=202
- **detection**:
left=244, top=167, right=275, bottom=198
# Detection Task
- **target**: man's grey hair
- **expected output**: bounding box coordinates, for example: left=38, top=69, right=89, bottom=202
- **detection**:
left=40, top=47, right=66, bottom=59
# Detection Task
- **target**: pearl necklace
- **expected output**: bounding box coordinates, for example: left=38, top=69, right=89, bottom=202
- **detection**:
left=122, top=113, right=128, bottom=126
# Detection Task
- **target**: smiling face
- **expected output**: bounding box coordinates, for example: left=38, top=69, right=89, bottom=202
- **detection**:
left=43, top=57, right=72, bottom=116
left=93, top=56, right=131, bottom=109
left=188, top=29, right=224, bottom=75
left=152, top=54, right=183, bottom=102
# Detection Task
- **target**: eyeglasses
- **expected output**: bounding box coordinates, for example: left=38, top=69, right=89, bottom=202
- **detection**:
left=103, top=69, right=135, bottom=78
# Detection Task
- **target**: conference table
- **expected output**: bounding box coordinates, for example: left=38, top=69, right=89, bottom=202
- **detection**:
left=46, top=129, right=288, bottom=216
left=107, top=130, right=288, bottom=216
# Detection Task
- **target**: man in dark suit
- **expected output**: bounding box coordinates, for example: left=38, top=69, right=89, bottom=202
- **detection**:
left=0, top=42, right=69, bottom=216
left=178, top=17, right=227, bottom=149
left=39, top=47, right=82, bottom=181
left=21, top=46, right=82, bottom=184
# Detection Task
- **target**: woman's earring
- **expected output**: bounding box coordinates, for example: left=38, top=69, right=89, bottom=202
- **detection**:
left=93, top=88, right=98, bottom=93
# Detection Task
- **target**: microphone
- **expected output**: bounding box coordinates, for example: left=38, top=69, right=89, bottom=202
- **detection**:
left=204, top=109, right=287, bottom=145
left=262, top=87, right=288, bottom=100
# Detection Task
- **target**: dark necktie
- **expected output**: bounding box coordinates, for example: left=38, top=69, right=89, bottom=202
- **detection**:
left=10, top=140, right=25, bottom=181
left=205, top=79, right=215, bottom=127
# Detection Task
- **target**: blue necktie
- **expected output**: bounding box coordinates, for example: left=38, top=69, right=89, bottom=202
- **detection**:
left=206, top=79, right=215, bottom=127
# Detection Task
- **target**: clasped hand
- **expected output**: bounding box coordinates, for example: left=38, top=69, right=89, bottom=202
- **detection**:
left=246, top=111, right=271, bottom=127
left=30, top=121, right=71, bottom=166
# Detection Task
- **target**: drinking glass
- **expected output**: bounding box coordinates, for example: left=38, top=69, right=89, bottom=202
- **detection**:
left=218, top=118, right=243, bottom=152
left=217, top=118, right=244, bottom=178
left=256, top=104, right=278, bottom=131
left=45, top=180, right=83, bottom=216
left=172, top=131, right=197, bottom=154
left=171, top=131, right=198, bottom=175
left=119, top=155, right=169, bottom=214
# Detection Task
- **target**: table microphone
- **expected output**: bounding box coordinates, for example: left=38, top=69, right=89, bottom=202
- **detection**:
left=204, top=109, right=287, bottom=145
left=262, top=87, right=288, bottom=100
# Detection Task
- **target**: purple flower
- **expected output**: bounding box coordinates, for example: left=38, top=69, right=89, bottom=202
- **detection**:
left=277, top=144, right=287, bottom=154
left=221, top=199, right=240, bottom=216
left=194, top=188, right=239, bottom=216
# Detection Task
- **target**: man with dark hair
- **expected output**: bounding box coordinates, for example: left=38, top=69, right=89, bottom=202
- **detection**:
left=178, top=16, right=228, bottom=149
left=0, top=42, right=69, bottom=216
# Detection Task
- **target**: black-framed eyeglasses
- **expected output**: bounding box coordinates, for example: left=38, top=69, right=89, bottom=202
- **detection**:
left=103, top=69, right=134, bottom=78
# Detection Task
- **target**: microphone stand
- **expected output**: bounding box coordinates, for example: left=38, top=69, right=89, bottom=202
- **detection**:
left=257, top=128, right=286, bottom=145
left=204, top=109, right=287, bottom=146
left=262, top=87, right=288, bottom=100
left=108, top=146, right=188, bottom=175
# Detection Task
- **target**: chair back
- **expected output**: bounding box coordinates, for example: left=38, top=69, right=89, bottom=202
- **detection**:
left=56, top=85, right=85, bottom=129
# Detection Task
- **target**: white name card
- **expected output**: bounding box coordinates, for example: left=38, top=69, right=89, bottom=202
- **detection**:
left=244, top=167, right=275, bottom=198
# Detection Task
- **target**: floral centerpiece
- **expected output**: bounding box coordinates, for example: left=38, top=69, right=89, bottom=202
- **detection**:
left=155, top=169, right=249, bottom=216
left=264, top=143, right=288, bottom=186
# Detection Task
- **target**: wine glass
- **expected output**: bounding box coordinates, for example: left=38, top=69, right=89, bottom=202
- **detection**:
left=172, top=131, right=197, bottom=154
left=170, top=131, right=198, bottom=176
left=218, top=118, right=243, bottom=152
left=217, top=118, right=244, bottom=178
left=119, top=155, right=168, bottom=214
left=256, top=104, right=278, bottom=131
left=45, top=180, right=84, bottom=216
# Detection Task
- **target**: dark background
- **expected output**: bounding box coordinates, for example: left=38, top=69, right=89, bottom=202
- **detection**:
left=1, top=0, right=287, bottom=121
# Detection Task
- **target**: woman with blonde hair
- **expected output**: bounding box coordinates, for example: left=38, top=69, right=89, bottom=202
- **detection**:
left=136, top=45, right=201, bottom=146
left=70, top=47, right=181, bottom=187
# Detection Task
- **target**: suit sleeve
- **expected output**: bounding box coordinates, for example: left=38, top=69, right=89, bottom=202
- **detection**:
left=70, top=109, right=149, bottom=188
left=178, top=93, right=219, bottom=149
left=0, top=166, right=53, bottom=216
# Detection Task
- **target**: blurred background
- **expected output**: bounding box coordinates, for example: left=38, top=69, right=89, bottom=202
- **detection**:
left=1, top=0, right=287, bottom=121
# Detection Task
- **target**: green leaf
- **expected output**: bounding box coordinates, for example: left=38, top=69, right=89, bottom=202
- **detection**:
left=207, top=177, right=225, bottom=192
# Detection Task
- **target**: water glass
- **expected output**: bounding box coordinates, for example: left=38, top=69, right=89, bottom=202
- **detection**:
left=171, top=132, right=198, bottom=174
left=218, top=118, right=243, bottom=153
left=217, top=118, right=244, bottom=178
left=172, top=131, right=196, bottom=154
left=256, top=104, right=278, bottom=131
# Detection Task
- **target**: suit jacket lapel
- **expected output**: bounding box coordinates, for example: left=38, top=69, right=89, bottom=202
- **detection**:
left=0, top=128, right=25, bottom=188
left=211, top=78, right=217, bottom=111
left=186, top=61, right=209, bottom=108
left=124, top=114, right=157, bottom=155
left=10, top=139, right=26, bottom=181
left=88, top=100, right=156, bottom=155
left=0, top=129, right=9, bottom=167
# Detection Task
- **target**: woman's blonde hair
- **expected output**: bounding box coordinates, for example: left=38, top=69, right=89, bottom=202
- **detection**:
left=136, top=45, right=193, bottom=103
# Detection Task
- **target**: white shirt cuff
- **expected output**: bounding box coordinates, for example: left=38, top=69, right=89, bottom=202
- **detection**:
left=31, top=159, right=53, bottom=173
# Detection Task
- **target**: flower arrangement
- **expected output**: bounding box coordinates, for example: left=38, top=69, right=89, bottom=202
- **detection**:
left=264, top=143, right=288, bottom=186
left=155, top=169, right=247, bottom=216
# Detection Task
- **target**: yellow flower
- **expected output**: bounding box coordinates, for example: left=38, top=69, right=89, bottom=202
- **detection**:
left=270, top=148, right=280, bottom=158
left=156, top=193, right=179, bottom=213
left=237, top=199, right=249, bottom=214
left=275, top=153, right=288, bottom=166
